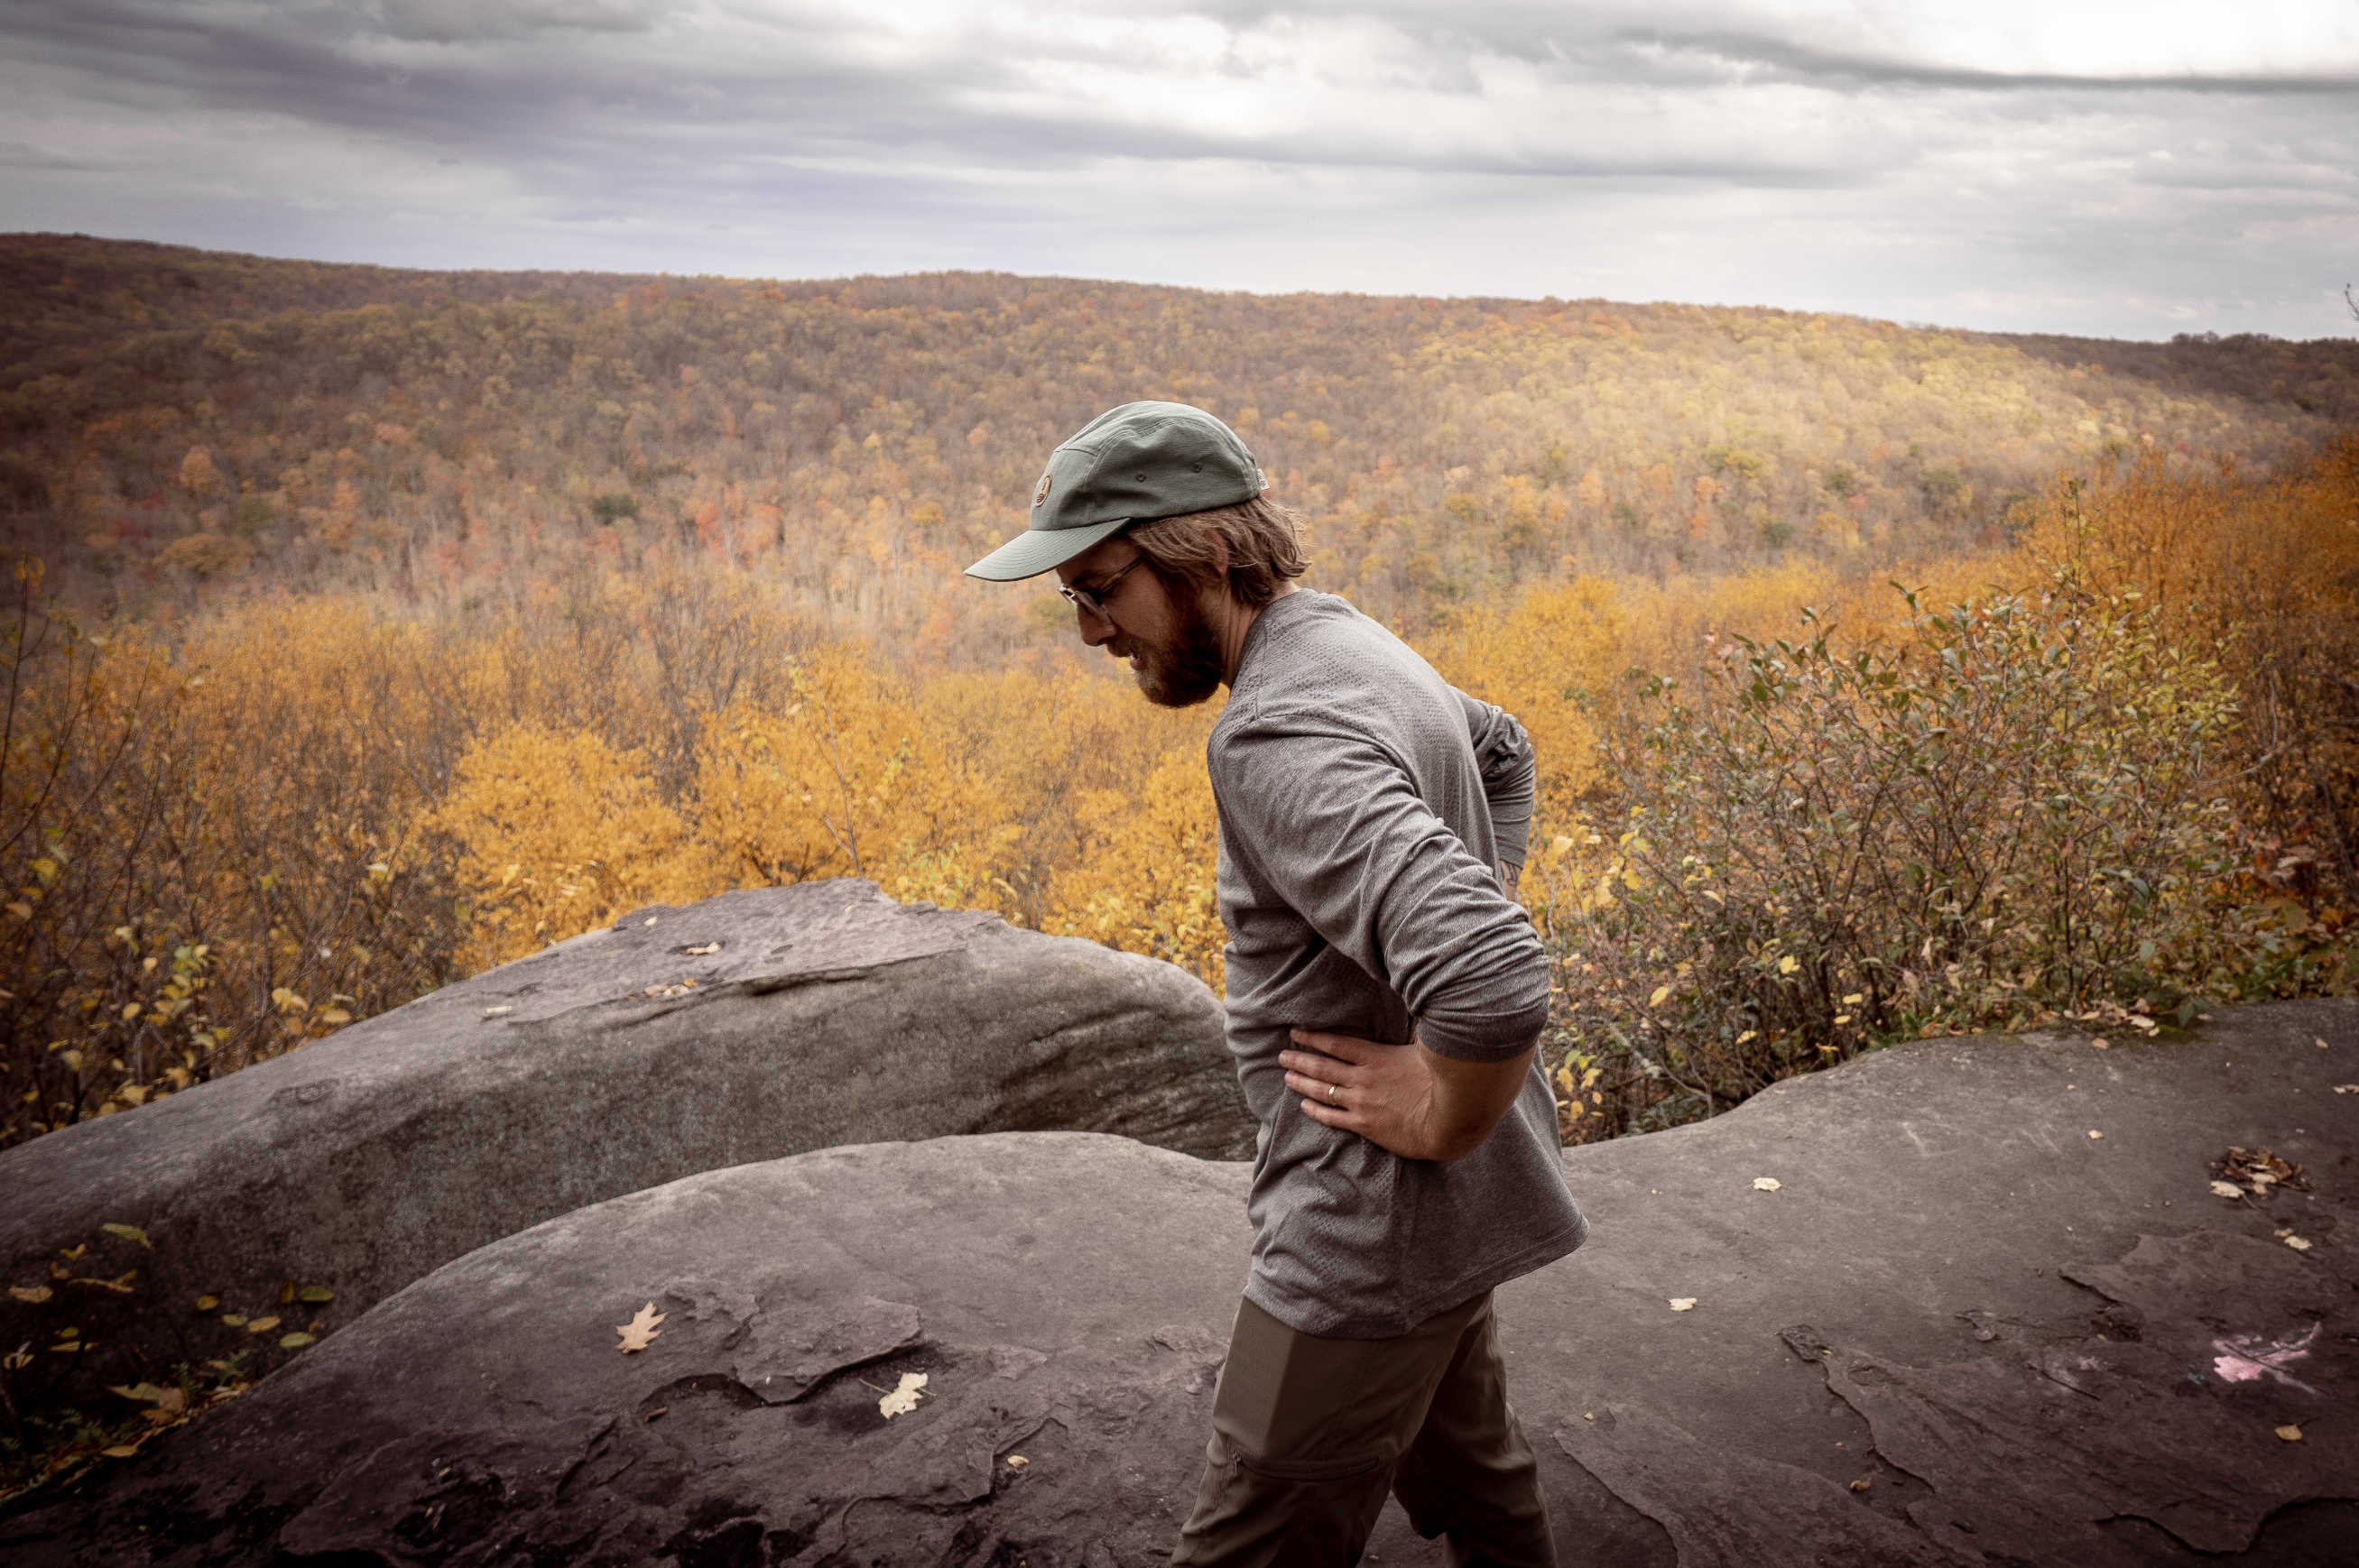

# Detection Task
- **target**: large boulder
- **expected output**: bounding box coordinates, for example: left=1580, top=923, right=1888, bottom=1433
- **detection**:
left=6, top=999, right=2353, bottom=1566
left=0, top=881, right=1252, bottom=1387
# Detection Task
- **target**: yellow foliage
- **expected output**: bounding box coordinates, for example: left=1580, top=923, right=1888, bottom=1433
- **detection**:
left=1421, top=576, right=1623, bottom=830
left=698, top=644, right=987, bottom=891
left=427, top=724, right=716, bottom=965
left=6, top=437, right=2356, bottom=1149
left=1042, top=748, right=1226, bottom=988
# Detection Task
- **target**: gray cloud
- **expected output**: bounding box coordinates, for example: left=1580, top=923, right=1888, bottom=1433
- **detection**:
left=2, top=0, right=2354, bottom=337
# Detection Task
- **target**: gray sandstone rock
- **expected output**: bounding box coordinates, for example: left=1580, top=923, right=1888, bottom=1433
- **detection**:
left=0, top=881, right=1252, bottom=1388
left=6, top=1000, right=2356, bottom=1567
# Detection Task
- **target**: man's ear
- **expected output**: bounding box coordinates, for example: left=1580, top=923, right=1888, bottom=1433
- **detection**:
left=1207, top=533, right=1231, bottom=578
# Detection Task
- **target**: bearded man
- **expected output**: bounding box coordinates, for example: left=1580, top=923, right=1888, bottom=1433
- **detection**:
left=967, top=401, right=1587, bottom=1567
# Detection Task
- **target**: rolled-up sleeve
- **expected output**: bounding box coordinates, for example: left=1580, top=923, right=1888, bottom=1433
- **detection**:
left=1456, top=690, right=1535, bottom=872
left=1211, top=717, right=1550, bottom=1062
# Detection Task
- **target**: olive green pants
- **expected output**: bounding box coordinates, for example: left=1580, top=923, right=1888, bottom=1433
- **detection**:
left=1169, top=1291, right=1556, bottom=1568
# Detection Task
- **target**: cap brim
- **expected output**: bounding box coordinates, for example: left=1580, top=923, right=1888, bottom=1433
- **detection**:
left=963, top=516, right=1133, bottom=582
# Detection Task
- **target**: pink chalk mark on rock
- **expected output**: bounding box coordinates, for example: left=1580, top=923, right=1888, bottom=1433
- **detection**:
left=2211, top=1322, right=2320, bottom=1393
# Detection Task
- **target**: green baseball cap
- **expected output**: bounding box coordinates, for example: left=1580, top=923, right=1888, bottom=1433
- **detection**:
left=964, top=401, right=1265, bottom=582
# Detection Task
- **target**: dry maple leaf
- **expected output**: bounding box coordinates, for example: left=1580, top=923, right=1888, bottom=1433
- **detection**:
left=1668, top=1297, right=1698, bottom=1313
left=1751, top=1177, right=1782, bottom=1193
left=615, top=1302, right=666, bottom=1353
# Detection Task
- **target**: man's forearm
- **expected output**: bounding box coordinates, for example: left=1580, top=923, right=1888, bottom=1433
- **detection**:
left=1418, top=1042, right=1537, bottom=1161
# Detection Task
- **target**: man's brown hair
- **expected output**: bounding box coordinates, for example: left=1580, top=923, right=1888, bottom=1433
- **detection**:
left=1126, top=495, right=1309, bottom=609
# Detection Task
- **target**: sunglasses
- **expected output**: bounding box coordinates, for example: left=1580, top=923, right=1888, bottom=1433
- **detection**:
left=1059, top=553, right=1147, bottom=622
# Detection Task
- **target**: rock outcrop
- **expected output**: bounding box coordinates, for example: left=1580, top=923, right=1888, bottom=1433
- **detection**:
left=6, top=999, right=2353, bottom=1566
left=0, top=881, right=1252, bottom=1387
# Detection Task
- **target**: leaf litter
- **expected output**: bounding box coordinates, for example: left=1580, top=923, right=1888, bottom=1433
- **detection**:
left=2208, top=1146, right=2310, bottom=1201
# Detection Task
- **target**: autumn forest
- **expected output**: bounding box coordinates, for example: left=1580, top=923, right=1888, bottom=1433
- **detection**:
left=1, top=232, right=2354, bottom=1154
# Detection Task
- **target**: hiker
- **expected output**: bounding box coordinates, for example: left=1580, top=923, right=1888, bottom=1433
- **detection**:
left=966, top=401, right=1587, bottom=1567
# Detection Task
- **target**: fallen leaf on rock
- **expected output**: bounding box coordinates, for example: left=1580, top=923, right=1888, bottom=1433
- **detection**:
left=2278, top=1425, right=2304, bottom=1442
left=482, top=1005, right=513, bottom=1017
left=9, top=1286, right=51, bottom=1304
left=195, top=1295, right=218, bottom=1311
left=1849, top=1479, right=1871, bottom=1493
left=280, top=1332, right=316, bottom=1348
left=98, top=1223, right=150, bottom=1250
left=2087, top=1130, right=2104, bottom=1139
left=878, top=1370, right=928, bottom=1417
left=2317, top=1039, right=2330, bottom=1049
left=102, top=1444, right=141, bottom=1459
left=2092, top=1038, right=2109, bottom=1049
left=2209, top=1181, right=2243, bottom=1198
left=1669, top=1298, right=1698, bottom=1312
left=245, top=1316, right=281, bottom=1334
left=683, top=942, right=723, bottom=955
left=1751, top=1177, right=1782, bottom=1192
left=2283, top=1235, right=2314, bottom=1252
left=1006, top=1455, right=1030, bottom=1469
left=2335, top=1084, right=2359, bottom=1095
left=615, top=1302, right=666, bottom=1353
left=2213, top=1323, right=2320, bottom=1391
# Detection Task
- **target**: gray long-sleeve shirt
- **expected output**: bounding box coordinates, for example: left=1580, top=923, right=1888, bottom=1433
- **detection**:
left=1210, top=591, right=1588, bottom=1338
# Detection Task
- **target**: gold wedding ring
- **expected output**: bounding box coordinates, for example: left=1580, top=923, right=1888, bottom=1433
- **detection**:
left=1327, top=1083, right=1339, bottom=1103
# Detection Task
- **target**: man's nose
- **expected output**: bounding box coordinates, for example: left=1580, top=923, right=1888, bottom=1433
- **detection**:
left=1078, top=606, right=1116, bottom=647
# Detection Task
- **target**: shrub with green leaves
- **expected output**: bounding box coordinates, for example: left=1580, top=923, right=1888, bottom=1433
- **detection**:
left=1538, top=571, right=2308, bottom=1138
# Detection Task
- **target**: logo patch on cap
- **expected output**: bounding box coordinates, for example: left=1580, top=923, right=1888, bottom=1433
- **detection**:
left=1033, top=473, right=1053, bottom=509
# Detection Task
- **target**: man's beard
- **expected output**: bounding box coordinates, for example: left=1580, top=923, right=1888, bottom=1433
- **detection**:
left=1131, top=591, right=1227, bottom=709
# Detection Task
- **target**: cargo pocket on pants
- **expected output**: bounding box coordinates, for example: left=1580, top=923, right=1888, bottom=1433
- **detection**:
left=1233, top=1449, right=1394, bottom=1565
left=1234, top=1451, right=1387, bottom=1484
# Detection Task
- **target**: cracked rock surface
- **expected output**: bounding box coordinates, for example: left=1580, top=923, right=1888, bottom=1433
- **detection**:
left=0, top=881, right=1251, bottom=1391
left=5, top=999, right=2354, bottom=1566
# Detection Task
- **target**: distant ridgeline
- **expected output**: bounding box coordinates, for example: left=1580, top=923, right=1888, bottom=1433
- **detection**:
left=1, top=233, right=2353, bottom=654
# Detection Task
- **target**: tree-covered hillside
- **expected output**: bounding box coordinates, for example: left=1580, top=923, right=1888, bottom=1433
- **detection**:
left=4, top=235, right=2352, bottom=657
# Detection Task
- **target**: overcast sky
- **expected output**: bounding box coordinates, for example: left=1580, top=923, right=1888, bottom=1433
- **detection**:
left=4, top=1, right=2354, bottom=338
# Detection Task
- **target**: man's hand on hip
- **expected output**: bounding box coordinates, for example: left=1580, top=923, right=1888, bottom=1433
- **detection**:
left=1281, top=1028, right=1535, bottom=1163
